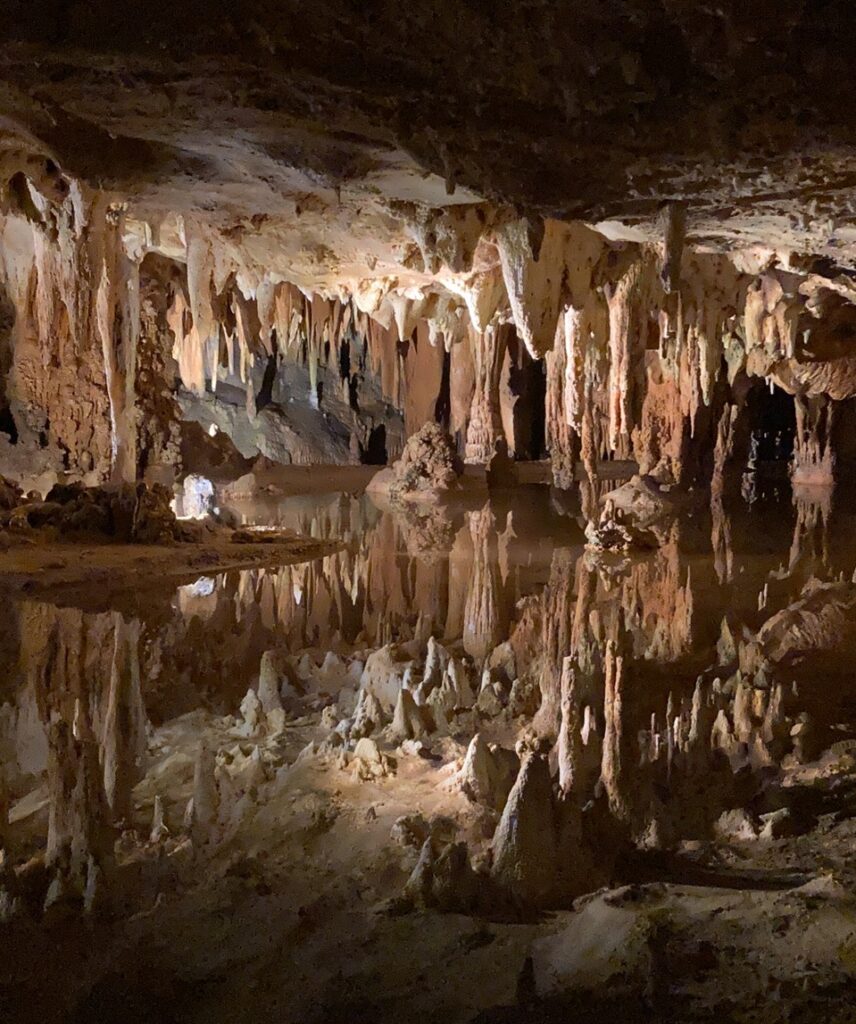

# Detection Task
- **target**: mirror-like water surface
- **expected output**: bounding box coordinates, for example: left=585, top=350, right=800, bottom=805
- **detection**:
left=5, top=482, right=856, bottom=1023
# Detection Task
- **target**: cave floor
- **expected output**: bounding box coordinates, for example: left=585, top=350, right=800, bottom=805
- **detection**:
left=4, top=473, right=856, bottom=1023
left=0, top=534, right=341, bottom=609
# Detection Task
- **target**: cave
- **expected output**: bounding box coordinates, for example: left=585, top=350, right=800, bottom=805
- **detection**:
left=3, top=6, right=856, bottom=1024
left=361, top=423, right=387, bottom=465
left=745, top=381, right=797, bottom=465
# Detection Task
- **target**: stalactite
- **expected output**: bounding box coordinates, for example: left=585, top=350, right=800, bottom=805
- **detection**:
left=545, top=313, right=576, bottom=489
left=712, top=403, right=739, bottom=495
left=402, top=320, right=445, bottom=436
left=464, top=325, right=509, bottom=463
left=0, top=186, right=135, bottom=482
left=744, top=273, right=799, bottom=366
left=6, top=150, right=856, bottom=493
left=94, top=202, right=140, bottom=483
left=136, top=266, right=182, bottom=483
left=605, top=255, right=658, bottom=459
left=183, top=228, right=219, bottom=395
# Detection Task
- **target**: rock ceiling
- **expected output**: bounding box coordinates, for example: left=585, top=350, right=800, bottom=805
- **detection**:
left=1, top=0, right=856, bottom=284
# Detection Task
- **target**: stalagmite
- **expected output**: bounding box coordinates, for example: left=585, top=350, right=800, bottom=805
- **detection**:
left=491, top=749, right=557, bottom=907
left=190, top=742, right=219, bottom=844
left=459, top=734, right=519, bottom=812
left=257, top=650, right=286, bottom=732
left=403, top=836, right=477, bottom=912
left=150, top=794, right=168, bottom=843
left=733, top=678, right=754, bottom=745
left=389, top=688, right=428, bottom=742
left=351, top=689, right=387, bottom=739
left=421, top=635, right=450, bottom=696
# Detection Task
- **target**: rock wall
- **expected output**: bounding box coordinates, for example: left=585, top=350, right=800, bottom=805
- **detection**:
left=0, top=165, right=155, bottom=490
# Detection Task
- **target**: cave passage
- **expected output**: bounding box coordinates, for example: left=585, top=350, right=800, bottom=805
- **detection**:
left=746, top=382, right=797, bottom=464
left=4, top=7, right=856, bottom=1022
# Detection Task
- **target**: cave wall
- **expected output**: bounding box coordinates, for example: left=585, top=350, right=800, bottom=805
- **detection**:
left=0, top=186, right=138, bottom=490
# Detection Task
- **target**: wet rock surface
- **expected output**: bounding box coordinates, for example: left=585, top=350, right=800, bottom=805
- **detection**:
left=0, top=481, right=181, bottom=543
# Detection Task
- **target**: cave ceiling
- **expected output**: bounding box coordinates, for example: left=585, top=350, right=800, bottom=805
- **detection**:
left=0, top=0, right=854, bottom=294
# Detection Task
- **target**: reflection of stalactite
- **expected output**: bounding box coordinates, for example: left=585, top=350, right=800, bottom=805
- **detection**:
left=600, top=640, right=630, bottom=821
left=462, top=506, right=506, bottom=660
left=46, top=716, right=112, bottom=879
left=557, top=657, right=582, bottom=795
left=20, top=605, right=116, bottom=879
left=789, top=488, right=832, bottom=579
left=101, top=615, right=148, bottom=822
left=711, top=494, right=734, bottom=584
left=538, top=549, right=579, bottom=735
left=172, top=497, right=519, bottom=664
left=622, top=532, right=694, bottom=663
left=444, top=518, right=474, bottom=640
left=792, top=393, right=835, bottom=486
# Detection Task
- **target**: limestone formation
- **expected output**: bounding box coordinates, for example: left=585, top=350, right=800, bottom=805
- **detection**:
left=189, top=742, right=219, bottom=845
left=0, top=480, right=181, bottom=542
left=491, top=750, right=558, bottom=907
left=351, top=738, right=395, bottom=780
left=359, top=645, right=414, bottom=711
left=389, top=689, right=429, bottom=743
left=5, top=11, right=856, bottom=1022
left=403, top=837, right=478, bottom=912
left=368, top=423, right=464, bottom=503
left=459, top=734, right=519, bottom=813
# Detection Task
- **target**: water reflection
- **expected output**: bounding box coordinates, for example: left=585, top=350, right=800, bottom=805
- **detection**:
left=5, top=482, right=856, bottom=975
